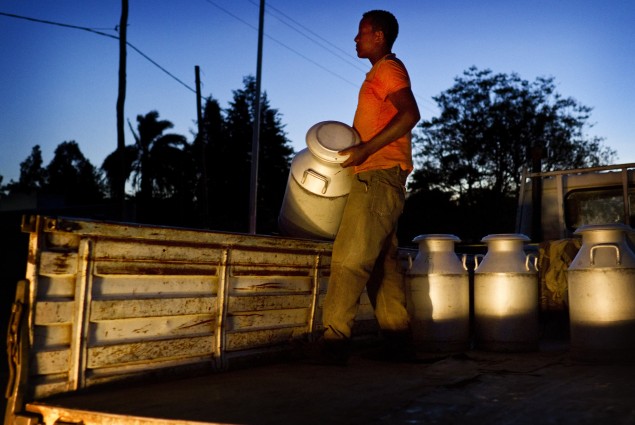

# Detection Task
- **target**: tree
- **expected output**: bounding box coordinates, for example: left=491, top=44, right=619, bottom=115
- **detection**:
left=406, top=67, right=616, bottom=242
left=46, top=141, right=105, bottom=204
left=2, top=142, right=105, bottom=208
left=207, top=76, right=293, bottom=233
left=99, top=78, right=293, bottom=232
left=5, top=145, right=47, bottom=194
left=102, top=111, right=193, bottom=224
left=192, top=96, right=224, bottom=227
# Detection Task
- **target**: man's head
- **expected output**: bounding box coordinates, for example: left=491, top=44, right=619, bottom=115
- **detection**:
left=362, top=10, right=399, bottom=50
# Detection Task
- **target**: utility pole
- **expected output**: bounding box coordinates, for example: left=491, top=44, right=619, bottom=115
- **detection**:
left=249, top=0, right=265, bottom=234
left=116, top=0, right=128, bottom=220
left=195, top=65, right=209, bottom=223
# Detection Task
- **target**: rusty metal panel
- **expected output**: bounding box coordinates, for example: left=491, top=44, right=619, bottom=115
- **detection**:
left=93, top=239, right=223, bottom=259
left=225, top=327, right=306, bottom=351
left=38, top=251, right=78, bottom=276
left=35, top=275, right=76, bottom=298
left=230, top=275, right=312, bottom=294
left=91, top=275, right=217, bottom=297
left=31, top=349, right=69, bottom=375
left=226, top=308, right=309, bottom=331
left=227, top=294, right=310, bottom=312
left=91, top=298, right=216, bottom=320
left=87, top=335, right=215, bottom=369
left=20, top=216, right=346, bottom=402
left=220, top=247, right=323, bottom=353
left=230, top=249, right=317, bottom=269
left=33, top=325, right=72, bottom=349
left=89, top=314, right=215, bottom=343
left=34, top=301, right=74, bottom=325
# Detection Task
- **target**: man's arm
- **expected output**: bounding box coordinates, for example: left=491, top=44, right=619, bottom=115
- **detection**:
left=339, top=86, right=420, bottom=168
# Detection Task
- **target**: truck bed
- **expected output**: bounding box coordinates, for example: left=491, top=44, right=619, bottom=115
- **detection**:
left=8, top=216, right=635, bottom=425
left=26, top=339, right=635, bottom=425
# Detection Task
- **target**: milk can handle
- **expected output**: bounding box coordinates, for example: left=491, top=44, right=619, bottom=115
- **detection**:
left=590, top=243, right=621, bottom=266
left=302, top=169, right=329, bottom=194
left=473, top=254, right=484, bottom=269
left=525, top=253, right=538, bottom=272
left=461, top=254, right=468, bottom=271
left=407, top=254, right=413, bottom=271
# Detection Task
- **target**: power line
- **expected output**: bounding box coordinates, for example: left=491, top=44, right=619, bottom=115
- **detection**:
left=251, top=0, right=368, bottom=74
left=0, top=11, right=197, bottom=95
left=204, top=0, right=360, bottom=88
left=2, top=6, right=439, bottom=116
left=258, top=1, right=439, bottom=114
left=203, top=1, right=438, bottom=116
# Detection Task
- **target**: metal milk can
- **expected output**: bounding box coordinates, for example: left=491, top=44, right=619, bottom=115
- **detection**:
left=278, top=121, right=360, bottom=240
left=474, top=233, right=539, bottom=351
left=567, top=223, right=635, bottom=361
left=406, top=234, right=470, bottom=353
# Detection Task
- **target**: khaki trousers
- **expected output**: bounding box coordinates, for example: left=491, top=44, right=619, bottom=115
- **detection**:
left=322, top=166, right=410, bottom=340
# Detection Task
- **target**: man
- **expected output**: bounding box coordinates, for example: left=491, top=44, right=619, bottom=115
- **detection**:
left=320, top=10, right=420, bottom=364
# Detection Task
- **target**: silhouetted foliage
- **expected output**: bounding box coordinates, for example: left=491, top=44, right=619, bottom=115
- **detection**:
left=47, top=141, right=105, bottom=204
left=4, top=145, right=47, bottom=194
left=404, top=67, right=616, bottom=243
left=98, top=76, right=293, bottom=232
left=102, top=111, right=193, bottom=225
left=2, top=142, right=105, bottom=207
left=201, top=76, right=293, bottom=233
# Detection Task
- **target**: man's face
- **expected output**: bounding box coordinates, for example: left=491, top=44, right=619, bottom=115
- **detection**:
left=354, top=18, right=380, bottom=59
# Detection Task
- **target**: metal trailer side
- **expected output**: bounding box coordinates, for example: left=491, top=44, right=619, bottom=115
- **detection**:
left=5, top=215, right=388, bottom=425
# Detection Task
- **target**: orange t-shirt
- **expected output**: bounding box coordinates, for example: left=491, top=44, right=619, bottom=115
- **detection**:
left=352, top=54, right=413, bottom=174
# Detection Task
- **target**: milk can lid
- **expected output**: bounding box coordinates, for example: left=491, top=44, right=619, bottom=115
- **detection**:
left=480, top=233, right=530, bottom=243
left=306, top=121, right=360, bottom=163
left=574, top=223, right=633, bottom=235
left=412, top=234, right=461, bottom=243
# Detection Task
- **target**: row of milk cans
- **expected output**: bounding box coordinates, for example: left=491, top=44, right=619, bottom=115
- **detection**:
left=408, top=223, right=635, bottom=362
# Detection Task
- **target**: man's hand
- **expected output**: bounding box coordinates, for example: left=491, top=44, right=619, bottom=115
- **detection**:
left=338, top=143, right=372, bottom=168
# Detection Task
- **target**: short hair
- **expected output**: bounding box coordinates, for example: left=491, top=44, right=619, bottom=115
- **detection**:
left=363, top=10, right=399, bottom=49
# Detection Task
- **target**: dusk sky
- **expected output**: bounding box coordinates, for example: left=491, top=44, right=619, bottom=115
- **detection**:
left=1, top=0, right=634, bottom=184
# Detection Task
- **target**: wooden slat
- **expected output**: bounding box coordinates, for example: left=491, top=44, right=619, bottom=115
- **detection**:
left=226, top=308, right=309, bottom=331
left=93, top=240, right=224, bottom=263
left=33, top=325, right=72, bottom=350
left=230, top=249, right=318, bottom=268
left=230, top=276, right=312, bottom=294
left=31, top=349, right=70, bottom=375
left=89, top=315, right=215, bottom=344
left=87, top=335, right=214, bottom=368
left=225, top=327, right=305, bottom=351
left=91, top=275, right=218, bottom=297
left=38, top=251, right=78, bottom=276
left=91, top=298, right=217, bottom=320
left=35, top=301, right=74, bottom=325
left=36, top=276, right=76, bottom=299
left=95, top=261, right=219, bottom=276
left=227, top=294, right=311, bottom=312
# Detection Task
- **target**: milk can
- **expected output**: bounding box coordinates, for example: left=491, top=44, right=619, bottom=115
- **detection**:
left=567, top=223, right=635, bottom=362
left=406, top=234, right=470, bottom=353
left=474, top=233, right=539, bottom=351
left=278, top=121, right=360, bottom=240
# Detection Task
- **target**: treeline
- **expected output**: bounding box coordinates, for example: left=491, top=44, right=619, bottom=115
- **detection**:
left=1, top=76, right=293, bottom=235
left=0, top=68, right=616, bottom=244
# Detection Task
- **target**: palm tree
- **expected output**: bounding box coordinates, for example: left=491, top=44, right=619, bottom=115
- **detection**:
left=102, top=111, right=192, bottom=223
